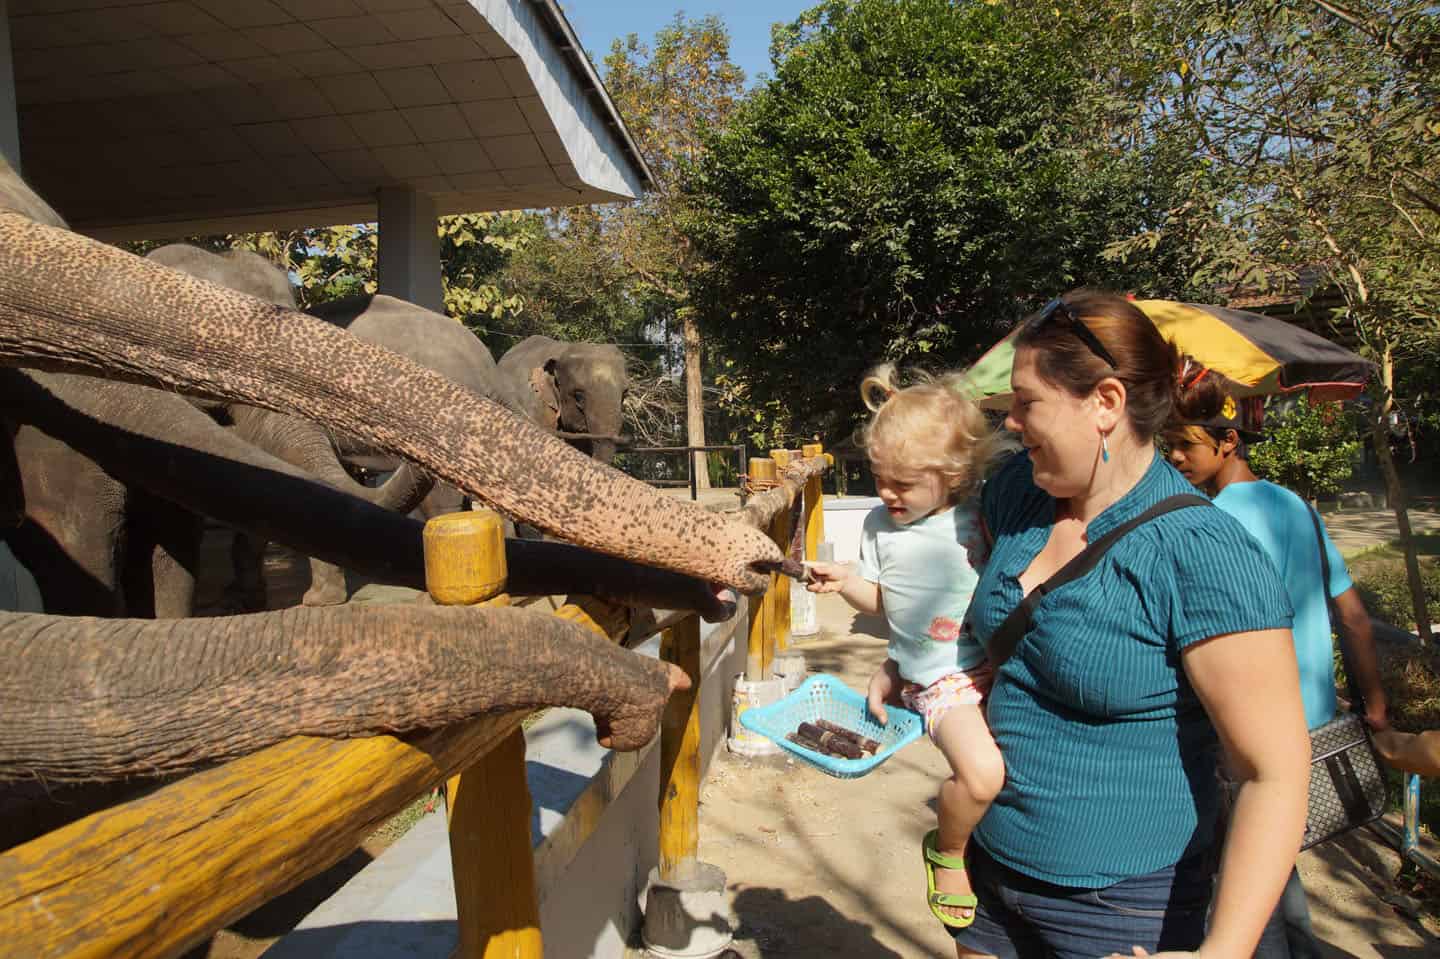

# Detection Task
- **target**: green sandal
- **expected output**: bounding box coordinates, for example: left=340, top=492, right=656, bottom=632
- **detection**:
left=922, top=828, right=978, bottom=930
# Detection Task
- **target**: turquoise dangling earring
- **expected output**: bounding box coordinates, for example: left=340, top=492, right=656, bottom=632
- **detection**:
left=1101, top=432, right=1110, bottom=463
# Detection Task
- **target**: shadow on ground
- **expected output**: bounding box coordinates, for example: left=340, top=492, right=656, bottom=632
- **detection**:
left=728, top=886, right=903, bottom=957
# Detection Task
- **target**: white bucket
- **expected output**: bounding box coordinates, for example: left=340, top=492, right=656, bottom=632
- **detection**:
left=727, top=674, right=786, bottom=756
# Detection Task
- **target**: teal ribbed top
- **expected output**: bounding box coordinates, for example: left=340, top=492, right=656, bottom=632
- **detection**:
left=971, top=452, right=1292, bottom=886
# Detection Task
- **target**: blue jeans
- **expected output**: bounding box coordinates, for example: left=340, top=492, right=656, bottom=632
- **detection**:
left=1253, top=867, right=1320, bottom=959
left=950, top=841, right=1213, bottom=959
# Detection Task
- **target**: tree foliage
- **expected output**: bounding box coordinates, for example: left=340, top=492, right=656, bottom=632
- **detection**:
left=684, top=0, right=1190, bottom=446
left=480, top=16, right=750, bottom=467
left=1102, top=0, right=1440, bottom=638
left=1249, top=400, right=1362, bottom=501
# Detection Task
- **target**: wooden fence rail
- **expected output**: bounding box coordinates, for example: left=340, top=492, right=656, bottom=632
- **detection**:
left=0, top=447, right=832, bottom=957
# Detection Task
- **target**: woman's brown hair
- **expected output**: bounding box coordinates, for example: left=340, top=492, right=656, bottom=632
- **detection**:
left=1014, top=290, right=1181, bottom=439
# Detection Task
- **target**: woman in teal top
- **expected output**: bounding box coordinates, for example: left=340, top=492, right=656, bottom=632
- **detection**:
left=950, top=292, right=1310, bottom=959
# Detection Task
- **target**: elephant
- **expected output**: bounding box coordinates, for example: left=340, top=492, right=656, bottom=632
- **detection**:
left=1, top=242, right=432, bottom=617
left=496, top=335, right=631, bottom=464
left=0, top=152, right=782, bottom=796
left=308, top=292, right=530, bottom=518
left=144, top=244, right=438, bottom=609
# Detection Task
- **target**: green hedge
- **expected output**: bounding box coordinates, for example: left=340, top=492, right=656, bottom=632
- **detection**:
left=1354, top=562, right=1440, bottom=629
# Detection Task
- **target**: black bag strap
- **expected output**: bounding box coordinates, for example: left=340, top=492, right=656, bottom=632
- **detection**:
left=1307, top=506, right=1364, bottom=711
left=986, top=494, right=1213, bottom=669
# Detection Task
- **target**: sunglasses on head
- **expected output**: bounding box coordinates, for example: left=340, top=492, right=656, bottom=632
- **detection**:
left=1026, top=297, right=1119, bottom=370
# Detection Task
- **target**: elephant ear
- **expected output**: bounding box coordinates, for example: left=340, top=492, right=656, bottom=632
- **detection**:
left=528, top=362, right=561, bottom=431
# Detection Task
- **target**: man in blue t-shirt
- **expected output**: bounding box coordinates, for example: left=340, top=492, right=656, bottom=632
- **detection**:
left=1165, top=394, right=1388, bottom=959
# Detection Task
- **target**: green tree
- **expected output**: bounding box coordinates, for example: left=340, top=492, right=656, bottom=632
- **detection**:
left=685, top=0, right=1189, bottom=448
left=123, top=214, right=535, bottom=317
left=1249, top=401, right=1362, bottom=502
left=600, top=16, right=748, bottom=486
left=479, top=16, right=749, bottom=481
left=1105, top=0, right=1440, bottom=641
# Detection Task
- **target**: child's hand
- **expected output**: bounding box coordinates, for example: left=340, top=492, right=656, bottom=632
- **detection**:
left=804, top=561, right=851, bottom=594
left=866, top=660, right=903, bottom=726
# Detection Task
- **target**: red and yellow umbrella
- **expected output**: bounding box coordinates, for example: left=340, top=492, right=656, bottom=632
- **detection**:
left=964, top=299, right=1373, bottom=410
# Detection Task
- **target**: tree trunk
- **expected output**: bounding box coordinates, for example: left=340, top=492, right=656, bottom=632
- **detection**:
left=1371, top=347, right=1431, bottom=644
left=683, top=310, right=710, bottom=491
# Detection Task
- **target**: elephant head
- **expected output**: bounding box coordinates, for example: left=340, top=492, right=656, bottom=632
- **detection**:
left=499, top=336, right=630, bottom=464
left=0, top=155, right=782, bottom=783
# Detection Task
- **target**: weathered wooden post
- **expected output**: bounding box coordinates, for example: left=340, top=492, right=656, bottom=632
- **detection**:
left=424, top=509, right=542, bottom=959
left=791, top=442, right=827, bottom=642
left=644, top=612, right=735, bottom=956
left=728, top=456, right=784, bottom=758
left=658, top=615, right=702, bottom=880
left=802, top=442, right=826, bottom=561
left=744, top=456, right=777, bottom=684
left=768, top=448, right=794, bottom=658
left=770, top=449, right=808, bottom=691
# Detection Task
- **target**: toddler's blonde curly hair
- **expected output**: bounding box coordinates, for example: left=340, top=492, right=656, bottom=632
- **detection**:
left=857, top=364, right=1003, bottom=504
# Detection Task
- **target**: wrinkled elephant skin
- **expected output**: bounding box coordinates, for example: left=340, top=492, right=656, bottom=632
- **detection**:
left=0, top=158, right=779, bottom=785
left=310, top=293, right=528, bottom=518
left=0, top=213, right=780, bottom=591
left=147, top=245, right=435, bottom=609
left=0, top=603, right=689, bottom=784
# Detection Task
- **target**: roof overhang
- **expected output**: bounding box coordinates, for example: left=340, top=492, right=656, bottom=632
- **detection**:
left=7, top=0, right=653, bottom=239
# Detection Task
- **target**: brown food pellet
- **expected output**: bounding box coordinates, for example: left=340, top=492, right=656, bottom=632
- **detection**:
left=815, top=719, right=881, bottom=754
left=793, top=722, right=864, bottom=759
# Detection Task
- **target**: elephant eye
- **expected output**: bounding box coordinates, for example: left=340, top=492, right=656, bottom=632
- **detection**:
left=572, top=389, right=586, bottom=406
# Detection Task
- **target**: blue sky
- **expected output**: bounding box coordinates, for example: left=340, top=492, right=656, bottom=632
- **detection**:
left=558, top=1, right=817, bottom=86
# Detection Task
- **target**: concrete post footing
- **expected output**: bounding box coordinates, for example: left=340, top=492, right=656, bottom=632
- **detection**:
left=772, top=651, right=807, bottom=694
left=641, top=862, right=735, bottom=958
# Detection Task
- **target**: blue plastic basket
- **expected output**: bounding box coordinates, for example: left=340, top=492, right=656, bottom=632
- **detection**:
left=739, top=674, right=924, bottom=778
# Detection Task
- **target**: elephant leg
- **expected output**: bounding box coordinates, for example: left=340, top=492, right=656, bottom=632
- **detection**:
left=227, top=530, right=268, bottom=613
left=418, top=481, right=468, bottom=520
left=303, top=557, right=348, bottom=607
left=7, top=425, right=126, bottom=616
left=228, top=405, right=431, bottom=609
left=120, top=490, right=203, bottom=618
left=150, top=508, right=203, bottom=620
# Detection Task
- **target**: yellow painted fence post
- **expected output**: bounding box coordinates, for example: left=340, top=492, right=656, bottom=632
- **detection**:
left=658, top=615, right=702, bottom=881
left=768, top=449, right=794, bottom=657
left=802, top=442, right=825, bottom=561
left=424, top=509, right=543, bottom=959
left=745, top=456, right=776, bottom=682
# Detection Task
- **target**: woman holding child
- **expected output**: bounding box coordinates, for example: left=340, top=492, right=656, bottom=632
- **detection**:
left=820, top=291, right=1310, bottom=959
left=950, top=290, right=1311, bottom=959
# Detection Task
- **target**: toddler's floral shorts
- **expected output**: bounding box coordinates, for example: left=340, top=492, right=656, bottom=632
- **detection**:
left=901, top=662, right=993, bottom=741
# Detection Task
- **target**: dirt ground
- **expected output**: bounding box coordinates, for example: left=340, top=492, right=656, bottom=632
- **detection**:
left=184, top=526, right=1439, bottom=959
left=694, top=594, right=1440, bottom=959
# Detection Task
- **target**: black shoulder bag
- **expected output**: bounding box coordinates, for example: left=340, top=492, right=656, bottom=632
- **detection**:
left=986, top=494, right=1212, bottom=668
left=1300, top=507, right=1387, bottom=850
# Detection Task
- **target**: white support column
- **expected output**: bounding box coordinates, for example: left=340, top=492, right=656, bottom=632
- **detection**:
left=376, top=186, right=443, bottom=315
left=0, top=0, right=22, bottom=174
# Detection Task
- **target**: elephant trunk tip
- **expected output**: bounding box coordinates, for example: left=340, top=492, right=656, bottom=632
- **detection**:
left=595, top=661, right=691, bottom=750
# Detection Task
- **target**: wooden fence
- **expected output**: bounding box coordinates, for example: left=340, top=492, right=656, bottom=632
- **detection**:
left=0, top=446, right=831, bottom=958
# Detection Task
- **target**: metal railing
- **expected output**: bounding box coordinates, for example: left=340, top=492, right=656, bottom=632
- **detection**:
left=621, top=444, right=747, bottom=500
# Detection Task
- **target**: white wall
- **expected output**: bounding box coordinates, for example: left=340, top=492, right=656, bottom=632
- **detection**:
left=823, top=497, right=883, bottom=564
